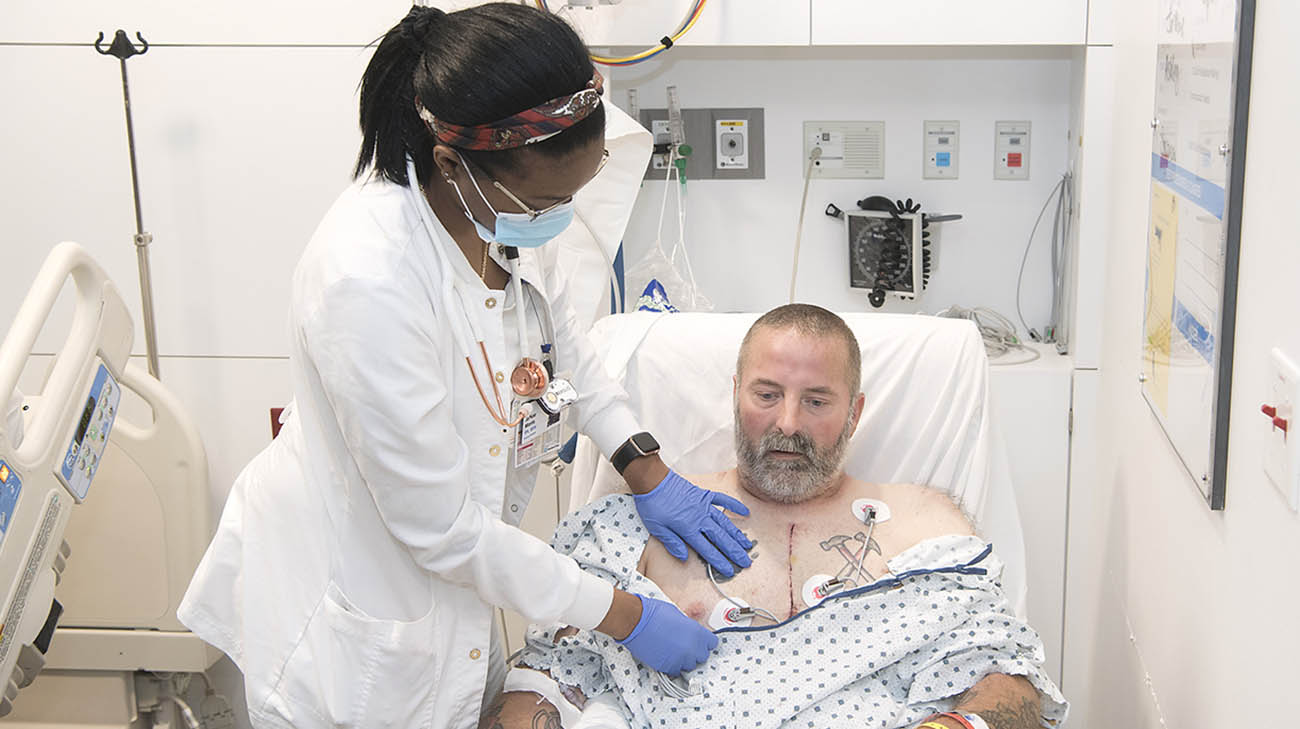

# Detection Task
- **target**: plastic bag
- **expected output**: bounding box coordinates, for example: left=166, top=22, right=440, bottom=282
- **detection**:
left=624, top=169, right=712, bottom=312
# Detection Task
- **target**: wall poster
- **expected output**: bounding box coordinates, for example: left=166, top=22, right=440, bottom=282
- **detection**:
left=1141, top=0, right=1256, bottom=509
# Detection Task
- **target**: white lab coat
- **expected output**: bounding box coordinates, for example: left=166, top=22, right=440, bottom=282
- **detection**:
left=178, top=177, right=642, bottom=729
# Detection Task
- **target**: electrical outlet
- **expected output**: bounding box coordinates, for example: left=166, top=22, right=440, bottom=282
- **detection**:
left=1263, top=348, right=1300, bottom=510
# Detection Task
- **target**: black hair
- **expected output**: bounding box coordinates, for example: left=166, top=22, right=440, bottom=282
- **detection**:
left=355, top=3, right=605, bottom=187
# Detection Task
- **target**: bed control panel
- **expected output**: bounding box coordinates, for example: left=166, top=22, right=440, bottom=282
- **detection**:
left=54, top=364, right=120, bottom=503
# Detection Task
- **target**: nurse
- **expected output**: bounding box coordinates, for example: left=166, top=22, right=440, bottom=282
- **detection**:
left=177, top=4, right=752, bottom=728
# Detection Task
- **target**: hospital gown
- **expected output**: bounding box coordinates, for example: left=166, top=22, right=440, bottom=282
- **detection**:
left=519, top=495, right=1068, bottom=729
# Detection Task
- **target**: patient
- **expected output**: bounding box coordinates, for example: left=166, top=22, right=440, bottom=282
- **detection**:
left=484, top=305, right=1067, bottom=729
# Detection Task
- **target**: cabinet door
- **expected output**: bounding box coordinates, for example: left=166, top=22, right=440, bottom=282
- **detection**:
left=567, top=0, right=810, bottom=47
left=811, top=0, right=1087, bottom=46
left=988, top=351, right=1072, bottom=685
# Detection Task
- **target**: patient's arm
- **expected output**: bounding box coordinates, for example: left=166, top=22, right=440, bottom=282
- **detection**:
left=480, top=627, right=587, bottom=729
left=478, top=690, right=562, bottom=729
left=919, top=672, right=1041, bottom=729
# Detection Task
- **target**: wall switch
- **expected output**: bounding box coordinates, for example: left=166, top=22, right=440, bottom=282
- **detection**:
left=923, top=120, right=959, bottom=179
left=995, top=120, right=1031, bottom=180
left=1263, top=348, right=1300, bottom=510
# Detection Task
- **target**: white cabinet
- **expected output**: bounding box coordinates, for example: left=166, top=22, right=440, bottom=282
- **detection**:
left=5, top=0, right=1101, bottom=48
left=811, top=0, right=1088, bottom=46
left=1087, top=0, right=1116, bottom=45
left=567, top=0, right=810, bottom=47
left=988, top=345, right=1073, bottom=685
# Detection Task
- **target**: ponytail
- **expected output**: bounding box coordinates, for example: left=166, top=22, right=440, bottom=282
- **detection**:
left=354, top=5, right=444, bottom=186
left=355, top=3, right=604, bottom=187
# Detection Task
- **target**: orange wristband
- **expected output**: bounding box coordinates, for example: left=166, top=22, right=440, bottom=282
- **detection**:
left=938, top=712, right=978, bottom=729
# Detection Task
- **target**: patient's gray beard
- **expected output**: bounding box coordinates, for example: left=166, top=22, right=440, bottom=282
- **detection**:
left=734, top=409, right=855, bottom=504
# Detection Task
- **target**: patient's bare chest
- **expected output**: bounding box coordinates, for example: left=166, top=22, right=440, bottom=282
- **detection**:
left=643, top=498, right=903, bottom=628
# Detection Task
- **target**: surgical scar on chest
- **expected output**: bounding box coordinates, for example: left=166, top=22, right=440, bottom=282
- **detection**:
left=676, top=522, right=885, bottom=623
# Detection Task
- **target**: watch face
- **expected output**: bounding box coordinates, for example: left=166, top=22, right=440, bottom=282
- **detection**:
left=630, top=432, right=659, bottom=453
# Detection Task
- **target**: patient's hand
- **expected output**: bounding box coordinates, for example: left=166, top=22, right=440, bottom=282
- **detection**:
left=939, top=673, right=1042, bottom=729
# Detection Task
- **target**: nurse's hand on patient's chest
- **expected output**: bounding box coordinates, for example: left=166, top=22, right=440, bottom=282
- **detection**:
left=605, top=592, right=718, bottom=676
left=631, top=467, right=754, bottom=578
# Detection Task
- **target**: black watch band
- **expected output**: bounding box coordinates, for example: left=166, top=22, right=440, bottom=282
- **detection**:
left=611, top=432, right=660, bottom=475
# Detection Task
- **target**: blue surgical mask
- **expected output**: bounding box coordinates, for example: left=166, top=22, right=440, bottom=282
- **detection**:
left=448, top=154, right=575, bottom=249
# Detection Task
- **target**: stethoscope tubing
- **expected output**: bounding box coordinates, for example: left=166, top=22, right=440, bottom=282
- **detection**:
left=405, top=158, right=559, bottom=427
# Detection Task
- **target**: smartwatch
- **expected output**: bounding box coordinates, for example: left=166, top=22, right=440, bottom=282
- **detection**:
left=610, top=432, right=660, bottom=475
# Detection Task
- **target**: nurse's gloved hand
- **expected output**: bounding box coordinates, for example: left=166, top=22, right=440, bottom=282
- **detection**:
left=617, top=595, right=718, bottom=676
left=633, top=470, right=753, bottom=577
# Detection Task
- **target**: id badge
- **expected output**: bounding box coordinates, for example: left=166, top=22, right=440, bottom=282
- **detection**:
left=514, top=402, right=565, bottom=470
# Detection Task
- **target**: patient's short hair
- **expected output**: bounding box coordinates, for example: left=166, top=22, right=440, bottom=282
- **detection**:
left=737, top=304, right=862, bottom=393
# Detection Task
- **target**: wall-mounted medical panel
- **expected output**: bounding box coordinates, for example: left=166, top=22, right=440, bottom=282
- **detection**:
left=803, top=121, right=886, bottom=179
left=2, top=0, right=408, bottom=45
left=564, top=0, right=810, bottom=47
left=810, top=0, right=1088, bottom=46
left=639, top=107, right=766, bottom=181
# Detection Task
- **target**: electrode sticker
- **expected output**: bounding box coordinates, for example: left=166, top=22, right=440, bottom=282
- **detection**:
left=707, top=598, right=754, bottom=631
left=802, top=573, right=840, bottom=608
left=851, top=498, right=891, bottom=523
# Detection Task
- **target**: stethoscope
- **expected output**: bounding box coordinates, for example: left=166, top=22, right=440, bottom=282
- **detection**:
left=658, top=505, right=881, bottom=699
left=405, top=157, right=562, bottom=429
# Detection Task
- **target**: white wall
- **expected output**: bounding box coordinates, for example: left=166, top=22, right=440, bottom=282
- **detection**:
left=612, top=47, right=1074, bottom=338
left=1062, top=1, right=1300, bottom=727
left=3, top=3, right=1083, bottom=727
left=1, top=6, right=405, bottom=727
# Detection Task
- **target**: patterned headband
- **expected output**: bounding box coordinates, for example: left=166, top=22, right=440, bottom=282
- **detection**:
left=416, top=70, right=604, bottom=151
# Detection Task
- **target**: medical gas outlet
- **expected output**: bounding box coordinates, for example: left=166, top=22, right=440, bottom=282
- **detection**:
left=639, top=107, right=765, bottom=180
left=994, top=121, right=1031, bottom=180
left=923, top=121, right=959, bottom=180
left=716, top=119, right=749, bottom=170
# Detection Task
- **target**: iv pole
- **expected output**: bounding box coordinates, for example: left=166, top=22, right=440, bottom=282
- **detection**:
left=95, top=30, right=162, bottom=379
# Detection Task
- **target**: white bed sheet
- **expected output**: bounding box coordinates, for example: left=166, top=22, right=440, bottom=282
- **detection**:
left=567, top=311, right=1026, bottom=614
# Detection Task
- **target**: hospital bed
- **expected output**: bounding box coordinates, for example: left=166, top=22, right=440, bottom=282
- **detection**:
left=559, top=310, right=1029, bottom=727
left=0, top=243, right=219, bottom=726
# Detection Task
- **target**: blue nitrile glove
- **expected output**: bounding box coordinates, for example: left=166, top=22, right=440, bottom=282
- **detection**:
left=617, top=595, right=719, bottom=676
left=633, top=470, right=753, bottom=577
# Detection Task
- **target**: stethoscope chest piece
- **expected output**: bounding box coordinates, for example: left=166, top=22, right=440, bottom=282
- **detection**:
left=511, top=358, right=549, bottom=399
